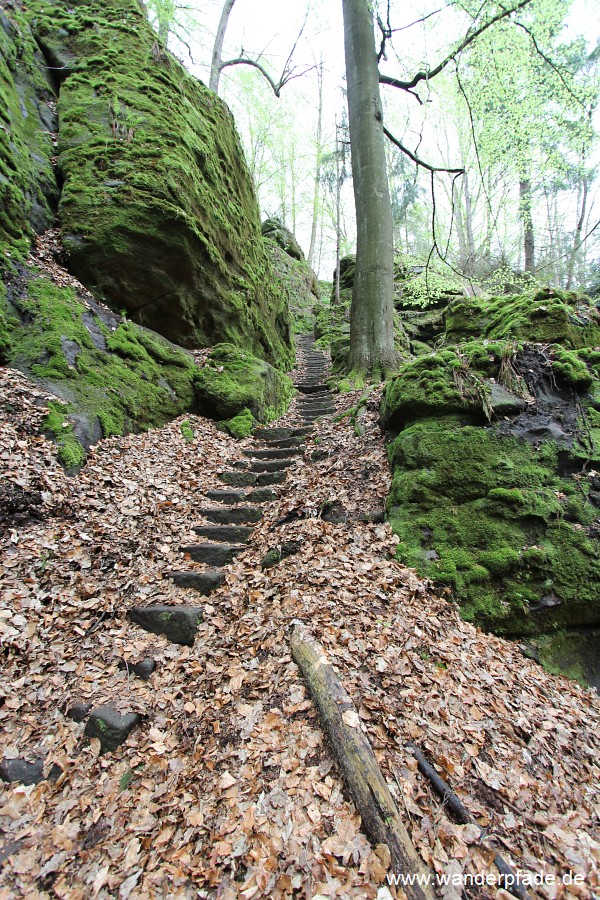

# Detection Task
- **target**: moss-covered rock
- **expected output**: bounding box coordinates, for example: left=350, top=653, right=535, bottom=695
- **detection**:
left=445, top=289, right=600, bottom=349
left=261, top=218, right=304, bottom=262
left=1, top=261, right=197, bottom=468
left=194, top=343, right=294, bottom=425
left=382, top=314, right=600, bottom=659
left=265, top=239, right=320, bottom=336
left=22, top=0, right=292, bottom=368
left=0, top=6, right=58, bottom=253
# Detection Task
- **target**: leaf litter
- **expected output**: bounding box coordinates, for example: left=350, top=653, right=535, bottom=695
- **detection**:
left=0, top=346, right=598, bottom=899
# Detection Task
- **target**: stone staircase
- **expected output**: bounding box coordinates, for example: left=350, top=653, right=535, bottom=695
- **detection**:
left=3, top=336, right=336, bottom=769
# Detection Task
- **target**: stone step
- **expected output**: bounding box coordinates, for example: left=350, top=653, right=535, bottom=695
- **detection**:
left=298, top=397, right=335, bottom=407
left=295, top=383, right=331, bottom=394
left=298, top=404, right=335, bottom=414
left=254, top=426, right=312, bottom=441
left=243, top=448, right=302, bottom=460
left=171, top=569, right=225, bottom=593
left=128, top=605, right=202, bottom=646
left=199, top=505, right=262, bottom=523
left=256, top=471, right=286, bottom=486
left=301, top=413, right=331, bottom=421
left=205, top=488, right=276, bottom=504
left=249, top=459, right=294, bottom=473
left=218, top=471, right=257, bottom=488
left=181, top=542, right=245, bottom=566
left=85, top=705, right=141, bottom=754
left=192, top=524, right=253, bottom=543
left=260, top=437, right=306, bottom=450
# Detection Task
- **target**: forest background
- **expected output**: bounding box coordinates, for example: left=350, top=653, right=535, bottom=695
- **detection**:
left=147, top=0, right=600, bottom=296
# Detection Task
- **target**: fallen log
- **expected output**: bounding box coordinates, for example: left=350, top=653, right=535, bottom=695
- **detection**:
left=290, top=625, right=434, bottom=900
left=408, top=743, right=530, bottom=900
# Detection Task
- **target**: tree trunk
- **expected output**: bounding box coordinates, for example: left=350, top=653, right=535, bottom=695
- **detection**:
left=342, top=0, right=396, bottom=379
left=519, top=177, right=535, bottom=275
left=308, top=63, right=324, bottom=268
left=566, top=175, right=588, bottom=290
left=334, top=120, right=342, bottom=306
left=463, top=171, right=476, bottom=276
left=209, top=0, right=236, bottom=94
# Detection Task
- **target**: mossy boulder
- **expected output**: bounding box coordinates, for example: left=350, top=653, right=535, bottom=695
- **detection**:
left=445, top=289, right=600, bottom=349
left=0, top=7, right=58, bottom=253
left=194, top=343, right=294, bottom=427
left=23, top=0, right=292, bottom=368
left=382, top=323, right=600, bottom=651
left=261, top=218, right=304, bottom=262
left=1, top=261, right=197, bottom=469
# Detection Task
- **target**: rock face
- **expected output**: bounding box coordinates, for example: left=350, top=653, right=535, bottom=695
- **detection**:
left=0, top=7, right=57, bottom=250
left=382, top=289, right=600, bottom=678
left=262, top=219, right=320, bottom=336
left=3, top=0, right=292, bottom=368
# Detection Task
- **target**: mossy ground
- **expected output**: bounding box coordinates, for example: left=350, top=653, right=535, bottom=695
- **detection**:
left=1, top=263, right=197, bottom=467
left=194, top=343, right=294, bottom=426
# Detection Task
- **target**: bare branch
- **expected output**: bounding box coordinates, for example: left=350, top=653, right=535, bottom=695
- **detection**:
left=390, top=2, right=459, bottom=35
left=219, top=56, right=283, bottom=95
left=383, top=127, right=465, bottom=174
left=379, top=0, right=532, bottom=91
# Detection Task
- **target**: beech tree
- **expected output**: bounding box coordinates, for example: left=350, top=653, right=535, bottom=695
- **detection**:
left=342, top=0, right=536, bottom=379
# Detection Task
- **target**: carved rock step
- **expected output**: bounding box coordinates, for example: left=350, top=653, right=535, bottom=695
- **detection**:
left=192, top=524, right=253, bottom=543
left=218, top=471, right=257, bottom=488
left=254, top=426, right=312, bottom=441
left=199, top=505, right=262, bottom=524
left=256, top=471, right=286, bottom=486
left=298, top=406, right=335, bottom=416
left=128, top=604, right=203, bottom=645
left=248, top=459, right=295, bottom=473
left=205, top=487, right=276, bottom=504
left=84, top=704, right=141, bottom=754
left=298, top=399, right=335, bottom=409
left=243, top=448, right=303, bottom=460
left=295, top=383, right=331, bottom=394
left=181, top=542, right=244, bottom=566
left=170, top=569, right=226, bottom=593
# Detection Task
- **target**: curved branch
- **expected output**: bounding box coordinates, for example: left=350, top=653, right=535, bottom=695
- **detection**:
left=379, top=0, right=532, bottom=91
left=512, top=21, right=589, bottom=111
left=219, top=57, right=282, bottom=96
left=383, top=127, right=465, bottom=174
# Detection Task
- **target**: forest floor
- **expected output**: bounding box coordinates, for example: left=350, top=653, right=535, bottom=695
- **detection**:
left=0, top=335, right=599, bottom=899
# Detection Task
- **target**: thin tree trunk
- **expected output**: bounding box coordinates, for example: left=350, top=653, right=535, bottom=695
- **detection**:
left=308, top=63, right=324, bottom=268
left=463, top=171, right=475, bottom=275
left=342, top=0, right=396, bottom=379
left=566, top=175, right=588, bottom=290
left=519, top=177, right=535, bottom=274
left=334, top=120, right=342, bottom=306
left=209, top=0, right=236, bottom=94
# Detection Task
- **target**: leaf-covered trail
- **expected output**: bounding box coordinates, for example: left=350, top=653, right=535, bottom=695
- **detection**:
left=0, top=337, right=598, bottom=899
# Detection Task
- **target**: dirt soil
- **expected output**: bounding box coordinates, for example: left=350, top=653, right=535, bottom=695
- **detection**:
left=0, top=344, right=598, bottom=898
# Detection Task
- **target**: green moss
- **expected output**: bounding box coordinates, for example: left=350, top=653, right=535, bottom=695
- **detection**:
left=194, top=343, right=293, bottom=424
left=551, top=348, right=594, bottom=390
left=0, top=6, right=57, bottom=250
left=223, top=408, right=255, bottom=439
left=180, top=419, right=194, bottom=443
left=386, top=416, right=600, bottom=635
left=445, top=289, right=600, bottom=349
left=3, top=266, right=198, bottom=463
left=43, top=401, right=86, bottom=471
